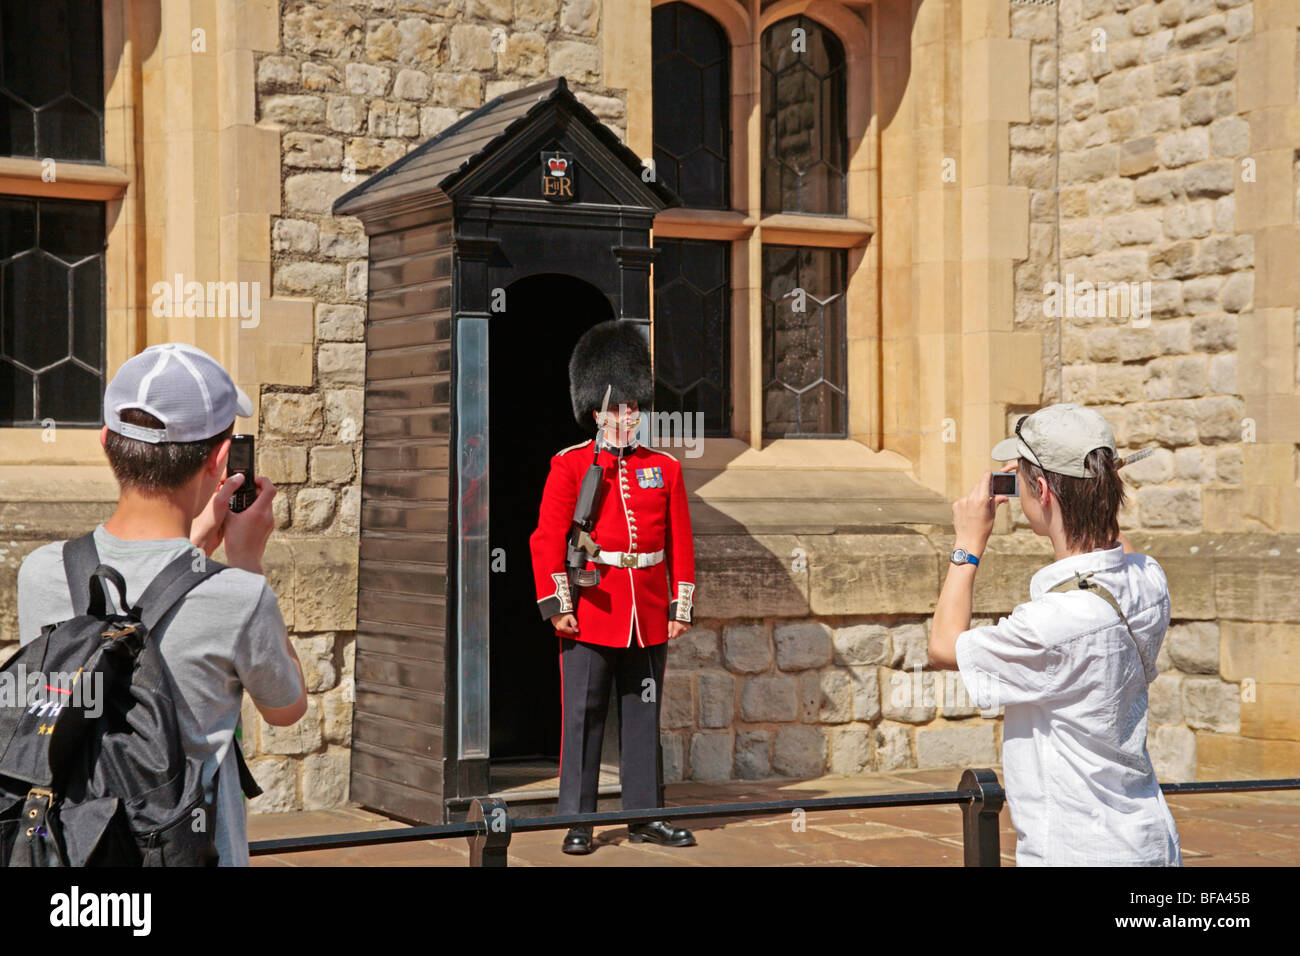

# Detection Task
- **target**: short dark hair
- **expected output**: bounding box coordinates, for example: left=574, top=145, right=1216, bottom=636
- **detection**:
left=104, top=408, right=232, bottom=493
left=1019, top=447, right=1127, bottom=552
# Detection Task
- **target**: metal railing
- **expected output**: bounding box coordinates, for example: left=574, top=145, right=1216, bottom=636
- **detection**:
left=249, top=771, right=1300, bottom=866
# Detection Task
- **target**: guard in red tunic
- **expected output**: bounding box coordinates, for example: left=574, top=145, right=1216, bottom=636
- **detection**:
left=529, top=320, right=697, bottom=855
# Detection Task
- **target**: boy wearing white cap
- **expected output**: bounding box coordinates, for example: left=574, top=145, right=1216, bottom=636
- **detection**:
left=928, top=403, right=1182, bottom=866
left=17, top=343, right=306, bottom=866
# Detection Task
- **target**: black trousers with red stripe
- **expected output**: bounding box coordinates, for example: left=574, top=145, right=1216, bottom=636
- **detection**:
left=557, top=636, right=668, bottom=815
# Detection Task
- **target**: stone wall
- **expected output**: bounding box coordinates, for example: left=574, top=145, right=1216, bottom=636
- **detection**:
left=1011, top=0, right=1255, bottom=532
left=239, top=0, right=615, bottom=812
left=658, top=524, right=1277, bottom=785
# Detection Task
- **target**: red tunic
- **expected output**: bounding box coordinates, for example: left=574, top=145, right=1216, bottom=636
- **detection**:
left=529, top=440, right=696, bottom=648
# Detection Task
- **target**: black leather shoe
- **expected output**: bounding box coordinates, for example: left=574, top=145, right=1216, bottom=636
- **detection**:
left=628, top=821, right=696, bottom=847
left=562, top=825, right=593, bottom=855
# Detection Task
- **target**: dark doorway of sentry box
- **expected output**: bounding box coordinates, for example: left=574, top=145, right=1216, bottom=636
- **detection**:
left=488, top=273, right=615, bottom=764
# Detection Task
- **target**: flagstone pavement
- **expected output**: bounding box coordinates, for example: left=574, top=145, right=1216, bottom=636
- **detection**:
left=248, top=768, right=1300, bottom=867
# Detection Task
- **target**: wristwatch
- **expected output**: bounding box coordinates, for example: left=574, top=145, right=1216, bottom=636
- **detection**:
left=950, top=547, right=980, bottom=568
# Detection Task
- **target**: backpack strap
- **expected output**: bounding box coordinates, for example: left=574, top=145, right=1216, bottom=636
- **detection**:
left=1047, top=570, right=1150, bottom=675
left=233, top=739, right=263, bottom=799
left=132, top=550, right=228, bottom=634
left=62, top=533, right=101, bottom=615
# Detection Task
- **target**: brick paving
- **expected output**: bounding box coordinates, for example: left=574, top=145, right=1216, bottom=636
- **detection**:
left=248, top=768, right=1300, bottom=867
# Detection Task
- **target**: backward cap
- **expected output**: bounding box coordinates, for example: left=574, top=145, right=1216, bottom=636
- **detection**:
left=104, top=343, right=252, bottom=443
left=990, top=403, right=1117, bottom=478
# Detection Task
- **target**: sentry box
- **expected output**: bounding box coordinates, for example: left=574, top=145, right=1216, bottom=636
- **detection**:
left=334, top=78, right=678, bottom=823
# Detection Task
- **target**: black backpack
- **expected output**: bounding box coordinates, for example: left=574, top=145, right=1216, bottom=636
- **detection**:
left=0, top=533, right=261, bottom=866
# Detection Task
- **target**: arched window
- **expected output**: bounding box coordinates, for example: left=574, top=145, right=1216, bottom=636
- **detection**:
left=760, top=15, right=847, bottom=216
left=652, top=2, right=730, bottom=209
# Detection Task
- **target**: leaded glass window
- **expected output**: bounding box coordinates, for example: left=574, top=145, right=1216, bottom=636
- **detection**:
left=0, top=0, right=104, bottom=162
left=761, top=245, right=846, bottom=438
left=652, top=2, right=730, bottom=210
left=654, top=238, right=730, bottom=437
left=0, top=196, right=106, bottom=425
left=761, top=15, right=846, bottom=216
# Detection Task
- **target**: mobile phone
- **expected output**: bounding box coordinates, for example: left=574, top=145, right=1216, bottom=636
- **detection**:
left=227, top=434, right=258, bottom=512
left=990, top=471, right=1018, bottom=498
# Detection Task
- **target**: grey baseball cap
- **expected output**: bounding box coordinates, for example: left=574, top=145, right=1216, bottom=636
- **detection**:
left=991, top=403, right=1117, bottom=478
left=104, top=343, right=252, bottom=443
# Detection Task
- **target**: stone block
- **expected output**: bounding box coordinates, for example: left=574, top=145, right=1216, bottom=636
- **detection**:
left=547, top=40, right=600, bottom=83
left=302, top=750, right=350, bottom=810
left=262, top=393, right=323, bottom=440
left=311, top=445, right=356, bottom=484
left=274, top=261, right=343, bottom=298
left=881, top=667, right=937, bottom=723
left=272, top=218, right=319, bottom=253
left=828, top=724, right=873, bottom=775
left=772, top=726, right=825, bottom=778
left=831, top=623, right=890, bottom=665
left=804, top=534, right=938, bottom=615
left=322, top=684, right=353, bottom=745
left=260, top=444, right=308, bottom=484
left=337, top=486, right=361, bottom=534
left=319, top=342, right=365, bottom=386
left=667, top=627, right=719, bottom=669
left=392, top=68, right=430, bottom=100
left=1148, top=724, right=1196, bottom=781
left=915, top=723, right=998, bottom=769
left=1167, top=620, right=1219, bottom=673
left=740, top=677, right=797, bottom=722
left=696, top=535, right=808, bottom=618
left=774, top=621, right=832, bottom=670
left=661, top=733, right=684, bottom=783
left=1197, top=734, right=1300, bottom=780
left=850, top=667, right=880, bottom=722
left=246, top=757, right=297, bottom=813
left=292, top=537, right=359, bottom=631
left=1148, top=672, right=1184, bottom=724
left=345, top=62, right=390, bottom=96
left=291, top=634, right=337, bottom=692
left=294, top=489, right=336, bottom=531
left=317, top=303, right=365, bottom=342
left=722, top=624, right=771, bottom=674
left=873, top=722, right=914, bottom=771
left=499, top=32, right=547, bottom=76
left=888, top=622, right=929, bottom=670
left=697, top=671, right=734, bottom=729
left=661, top=673, right=693, bottom=730
left=689, top=732, right=733, bottom=782
left=734, top=730, right=770, bottom=780
left=319, top=219, right=367, bottom=259
left=284, top=172, right=355, bottom=215
left=1182, top=677, right=1241, bottom=733
left=798, top=671, right=819, bottom=724
left=261, top=94, right=325, bottom=125
left=818, top=669, right=853, bottom=724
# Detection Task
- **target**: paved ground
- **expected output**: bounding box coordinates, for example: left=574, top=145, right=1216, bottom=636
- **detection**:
left=248, top=768, right=1300, bottom=867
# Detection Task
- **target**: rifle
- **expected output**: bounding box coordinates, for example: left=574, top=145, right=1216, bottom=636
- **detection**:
left=564, top=386, right=611, bottom=591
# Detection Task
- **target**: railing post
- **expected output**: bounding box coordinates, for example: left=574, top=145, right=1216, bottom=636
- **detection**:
left=959, top=768, right=1004, bottom=867
left=467, top=797, right=512, bottom=867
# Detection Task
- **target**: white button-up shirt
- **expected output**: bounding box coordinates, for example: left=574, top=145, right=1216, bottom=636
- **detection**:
left=955, top=544, right=1182, bottom=866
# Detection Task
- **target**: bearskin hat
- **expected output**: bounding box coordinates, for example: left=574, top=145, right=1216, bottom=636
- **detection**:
left=568, top=320, right=653, bottom=427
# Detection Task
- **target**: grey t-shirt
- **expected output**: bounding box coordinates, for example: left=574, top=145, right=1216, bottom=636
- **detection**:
left=16, top=525, right=303, bottom=866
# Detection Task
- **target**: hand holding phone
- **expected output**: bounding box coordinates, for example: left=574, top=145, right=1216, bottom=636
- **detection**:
left=227, top=434, right=258, bottom=512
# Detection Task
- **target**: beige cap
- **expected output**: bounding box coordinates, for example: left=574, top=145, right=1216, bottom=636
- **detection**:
left=990, top=403, right=1117, bottom=478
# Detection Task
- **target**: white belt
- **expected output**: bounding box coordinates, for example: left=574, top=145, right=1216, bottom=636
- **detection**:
left=592, top=549, right=664, bottom=569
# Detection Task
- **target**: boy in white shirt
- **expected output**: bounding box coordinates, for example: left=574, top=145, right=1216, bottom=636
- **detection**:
left=928, top=403, right=1181, bottom=866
